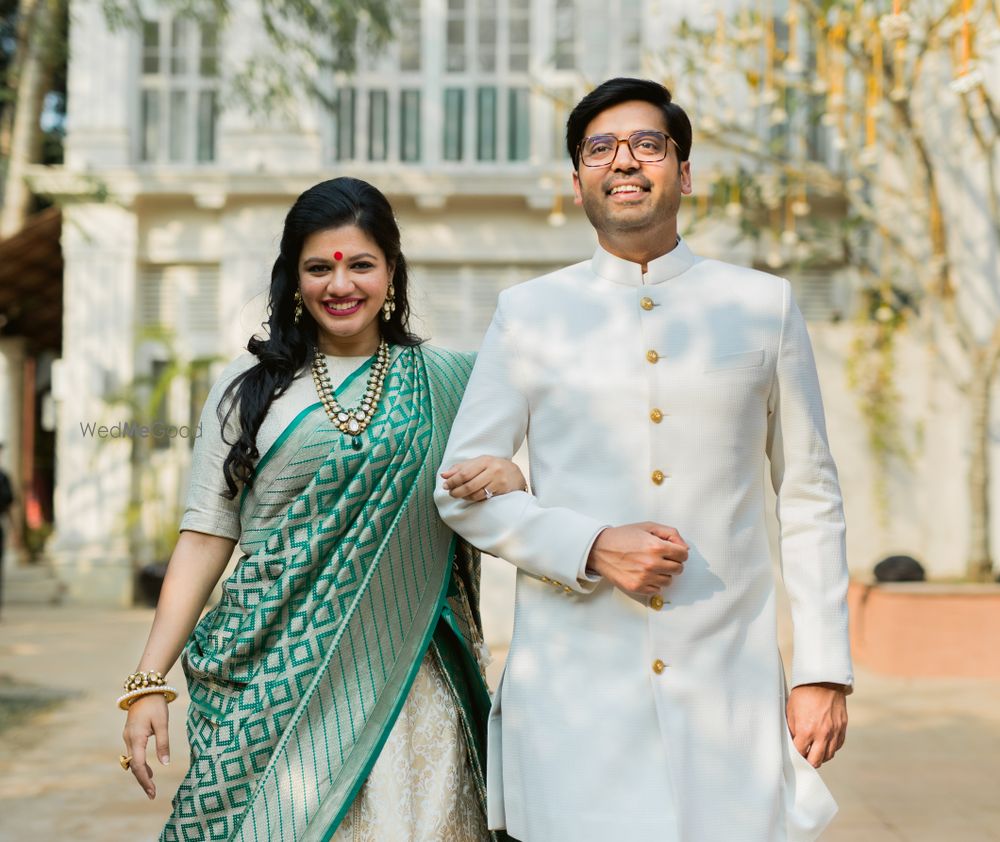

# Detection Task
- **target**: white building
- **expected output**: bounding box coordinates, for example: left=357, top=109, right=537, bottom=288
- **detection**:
left=13, top=0, right=986, bottom=605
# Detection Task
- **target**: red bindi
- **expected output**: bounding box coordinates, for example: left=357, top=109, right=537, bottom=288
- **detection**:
left=333, top=251, right=343, bottom=261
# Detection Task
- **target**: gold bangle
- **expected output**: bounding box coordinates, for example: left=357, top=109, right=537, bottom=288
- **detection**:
left=117, top=686, right=178, bottom=711
left=122, top=669, right=167, bottom=692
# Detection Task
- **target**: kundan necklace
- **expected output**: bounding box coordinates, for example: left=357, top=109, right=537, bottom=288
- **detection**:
left=311, top=340, right=391, bottom=450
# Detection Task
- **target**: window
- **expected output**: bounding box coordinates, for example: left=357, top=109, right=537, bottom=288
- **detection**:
left=188, top=360, right=214, bottom=449
left=399, top=0, right=422, bottom=71
left=368, top=90, right=388, bottom=161
left=509, top=0, right=531, bottom=72
left=410, top=263, right=562, bottom=351
left=446, top=0, right=467, bottom=72
left=477, top=0, right=497, bottom=72
left=555, top=0, right=576, bottom=70
left=138, top=264, right=218, bottom=450
left=335, top=88, right=356, bottom=161
left=150, top=359, right=172, bottom=451
left=444, top=88, right=465, bottom=161
left=324, top=0, right=545, bottom=166
left=139, top=16, right=218, bottom=163
left=400, top=90, right=422, bottom=162
left=140, top=90, right=160, bottom=162
left=790, top=273, right=837, bottom=321
left=509, top=87, right=531, bottom=161
left=477, top=87, right=498, bottom=161
left=139, top=265, right=220, bottom=350
left=551, top=87, right=573, bottom=160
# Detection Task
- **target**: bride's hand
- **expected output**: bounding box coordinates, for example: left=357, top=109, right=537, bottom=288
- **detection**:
left=440, top=457, right=528, bottom=502
left=122, top=693, right=170, bottom=800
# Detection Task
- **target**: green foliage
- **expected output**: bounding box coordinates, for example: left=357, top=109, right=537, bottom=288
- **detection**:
left=1, top=0, right=68, bottom=169
left=670, top=1, right=999, bottom=552
left=22, top=521, right=53, bottom=561
left=845, top=286, right=914, bottom=523
left=102, top=327, right=221, bottom=564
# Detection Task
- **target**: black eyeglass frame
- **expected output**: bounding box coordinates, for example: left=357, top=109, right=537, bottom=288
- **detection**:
left=577, top=130, right=679, bottom=168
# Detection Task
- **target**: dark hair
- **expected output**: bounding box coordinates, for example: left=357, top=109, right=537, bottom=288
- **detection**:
left=566, top=77, right=692, bottom=170
left=219, top=177, right=421, bottom=498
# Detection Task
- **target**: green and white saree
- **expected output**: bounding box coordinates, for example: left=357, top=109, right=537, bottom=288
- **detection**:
left=163, top=345, right=503, bottom=842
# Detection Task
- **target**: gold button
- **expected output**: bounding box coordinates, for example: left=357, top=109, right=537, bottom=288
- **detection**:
left=651, top=470, right=665, bottom=485
left=540, top=576, right=550, bottom=583
left=650, top=408, right=663, bottom=423
left=640, top=297, right=654, bottom=311
left=563, top=586, right=572, bottom=594
left=646, top=350, right=659, bottom=364
left=650, top=595, right=664, bottom=610
left=652, top=659, right=666, bottom=675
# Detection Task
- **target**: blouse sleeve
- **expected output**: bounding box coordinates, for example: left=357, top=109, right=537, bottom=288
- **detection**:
left=178, top=354, right=256, bottom=541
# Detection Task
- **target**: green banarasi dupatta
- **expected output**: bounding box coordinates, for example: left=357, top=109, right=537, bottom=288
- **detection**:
left=162, top=346, right=501, bottom=842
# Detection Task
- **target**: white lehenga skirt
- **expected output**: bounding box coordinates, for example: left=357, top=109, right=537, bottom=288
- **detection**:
left=332, top=650, right=491, bottom=842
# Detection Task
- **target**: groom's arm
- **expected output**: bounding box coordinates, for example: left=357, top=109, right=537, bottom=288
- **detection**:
left=434, top=296, right=608, bottom=593
left=766, top=280, right=853, bottom=692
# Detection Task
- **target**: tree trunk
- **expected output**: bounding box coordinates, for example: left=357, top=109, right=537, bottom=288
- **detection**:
left=967, top=351, right=999, bottom=581
left=0, top=0, right=52, bottom=239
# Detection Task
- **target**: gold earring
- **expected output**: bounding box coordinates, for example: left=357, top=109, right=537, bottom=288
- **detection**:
left=294, top=291, right=303, bottom=325
left=382, top=284, right=396, bottom=321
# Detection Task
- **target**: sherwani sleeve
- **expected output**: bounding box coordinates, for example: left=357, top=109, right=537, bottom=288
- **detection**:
left=434, top=297, right=609, bottom=592
left=766, top=280, right=854, bottom=691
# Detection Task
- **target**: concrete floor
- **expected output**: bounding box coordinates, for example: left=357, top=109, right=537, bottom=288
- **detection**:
left=0, top=604, right=998, bottom=841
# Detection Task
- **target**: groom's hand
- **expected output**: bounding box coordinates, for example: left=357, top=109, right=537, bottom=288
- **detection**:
left=786, top=683, right=848, bottom=768
left=586, top=523, right=688, bottom=595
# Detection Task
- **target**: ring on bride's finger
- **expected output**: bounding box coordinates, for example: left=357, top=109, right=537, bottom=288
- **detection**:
left=120, top=754, right=132, bottom=771
left=484, top=487, right=494, bottom=500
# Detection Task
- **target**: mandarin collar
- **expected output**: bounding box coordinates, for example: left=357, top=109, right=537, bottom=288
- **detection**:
left=591, top=237, right=696, bottom=287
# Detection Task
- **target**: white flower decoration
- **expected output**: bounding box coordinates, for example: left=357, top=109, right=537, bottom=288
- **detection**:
left=857, top=146, right=879, bottom=167
left=950, top=68, right=984, bottom=95
left=879, top=12, right=913, bottom=41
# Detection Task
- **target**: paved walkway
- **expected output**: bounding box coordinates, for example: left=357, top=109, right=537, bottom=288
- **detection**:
left=0, top=605, right=998, bottom=841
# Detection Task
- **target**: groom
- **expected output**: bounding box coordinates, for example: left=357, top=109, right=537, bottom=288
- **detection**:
left=435, top=77, right=852, bottom=842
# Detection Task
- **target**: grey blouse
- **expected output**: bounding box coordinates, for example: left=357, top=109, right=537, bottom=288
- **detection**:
left=180, top=352, right=371, bottom=541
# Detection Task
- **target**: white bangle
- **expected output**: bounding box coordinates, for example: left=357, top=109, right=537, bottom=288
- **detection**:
left=117, top=685, right=179, bottom=711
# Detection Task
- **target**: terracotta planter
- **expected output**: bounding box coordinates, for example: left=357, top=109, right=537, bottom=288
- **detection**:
left=848, top=580, right=1000, bottom=678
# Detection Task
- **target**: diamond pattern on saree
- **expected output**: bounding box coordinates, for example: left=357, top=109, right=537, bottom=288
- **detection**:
left=164, top=347, right=476, bottom=842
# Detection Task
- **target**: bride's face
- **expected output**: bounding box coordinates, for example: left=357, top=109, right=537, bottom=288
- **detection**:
left=298, top=224, right=393, bottom=356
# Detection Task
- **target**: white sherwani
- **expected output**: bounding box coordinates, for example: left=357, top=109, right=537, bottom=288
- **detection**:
left=434, top=240, right=853, bottom=842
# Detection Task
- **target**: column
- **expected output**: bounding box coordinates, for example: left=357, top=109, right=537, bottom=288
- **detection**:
left=0, top=337, right=26, bottom=566
left=48, top=203, right=139, bottom=604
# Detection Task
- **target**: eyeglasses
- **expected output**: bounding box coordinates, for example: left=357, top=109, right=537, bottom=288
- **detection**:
left=578, top=130, right=677, bottom=167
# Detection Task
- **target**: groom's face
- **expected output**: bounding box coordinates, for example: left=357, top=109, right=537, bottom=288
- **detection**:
left=572, top=99, right=691, bottom=241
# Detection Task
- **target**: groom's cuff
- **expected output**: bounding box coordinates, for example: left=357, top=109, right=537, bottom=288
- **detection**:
left=576, top=526, right=607, bottom=587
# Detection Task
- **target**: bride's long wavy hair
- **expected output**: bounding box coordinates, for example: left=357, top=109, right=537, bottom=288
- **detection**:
left=219, top=177, right=421, bottom=498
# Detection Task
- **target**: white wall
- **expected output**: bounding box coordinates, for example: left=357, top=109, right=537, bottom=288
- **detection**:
left=48, top=0, right=998, bottom=608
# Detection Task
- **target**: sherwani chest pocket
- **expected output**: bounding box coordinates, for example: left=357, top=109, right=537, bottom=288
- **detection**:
left=692, top=345, right=771, bottom=426
left=704, top=348, right=765, bottom=372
